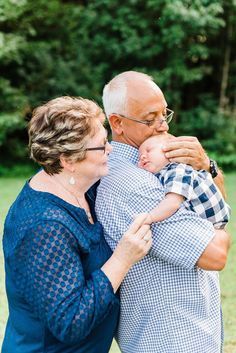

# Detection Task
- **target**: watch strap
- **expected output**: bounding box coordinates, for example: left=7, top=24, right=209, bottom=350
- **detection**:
left=209, top=159, right=218, bottom=178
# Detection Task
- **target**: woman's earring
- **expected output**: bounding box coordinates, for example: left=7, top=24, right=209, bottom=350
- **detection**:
left=69, top=176, right=75, bottom=185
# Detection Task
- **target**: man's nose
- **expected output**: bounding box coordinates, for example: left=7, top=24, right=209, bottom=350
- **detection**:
left=154, top=120, right=169, bottom=133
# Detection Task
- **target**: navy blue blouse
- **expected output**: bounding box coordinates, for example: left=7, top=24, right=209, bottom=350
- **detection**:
left=2, top=182, right=119, bottom=353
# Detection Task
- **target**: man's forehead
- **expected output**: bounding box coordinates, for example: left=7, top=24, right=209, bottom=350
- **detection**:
left=127, top=79, right=162, bottom=98
left=126, top=86, right=166, bottom=118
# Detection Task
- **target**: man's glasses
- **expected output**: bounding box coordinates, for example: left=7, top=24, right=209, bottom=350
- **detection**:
left=85, top=140, right=108, bottom=153
left=114, top=108, right=174, bottom=128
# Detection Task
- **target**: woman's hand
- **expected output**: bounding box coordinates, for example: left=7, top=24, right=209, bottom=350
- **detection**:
left=102, top=213, right=152, bottom=292
left=113, top=213, right=152, bottom=268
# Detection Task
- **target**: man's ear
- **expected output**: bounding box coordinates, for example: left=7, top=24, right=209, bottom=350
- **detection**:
left=109, top=114, right=123, bottom=135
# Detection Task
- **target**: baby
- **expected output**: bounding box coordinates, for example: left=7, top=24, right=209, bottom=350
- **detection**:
left=138, top=134, right=230, bottom=228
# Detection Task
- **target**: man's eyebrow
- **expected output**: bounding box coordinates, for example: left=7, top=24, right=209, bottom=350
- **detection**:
left=140, top=108, right=167, bottom=119
left=146, top=111, right=158, bottom=116
left=138, top=111, right=157, bottom=119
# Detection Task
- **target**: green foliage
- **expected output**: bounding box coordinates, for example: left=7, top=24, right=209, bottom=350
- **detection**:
left=172, top=95, right=236, bottom=169
left=0, top=163, right=37, bottom=177
left=0, top=113, right=26, bottom=146
left=0, top=0, right=235, bottom=169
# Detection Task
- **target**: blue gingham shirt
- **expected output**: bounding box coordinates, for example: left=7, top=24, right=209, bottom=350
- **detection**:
left=96, top=142, right=223, bottom=353
left=157, top=162, right=230, bottom=228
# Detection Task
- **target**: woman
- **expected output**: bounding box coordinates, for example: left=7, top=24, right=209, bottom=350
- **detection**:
left=2, top=96, right=152, bottom=353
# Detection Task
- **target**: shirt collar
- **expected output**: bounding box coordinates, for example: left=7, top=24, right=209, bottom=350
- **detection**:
left=110, top=141, right=139, bottom=164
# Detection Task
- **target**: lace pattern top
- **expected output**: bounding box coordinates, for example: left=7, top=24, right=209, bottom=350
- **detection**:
left=2, top=181, right=119, bottom=353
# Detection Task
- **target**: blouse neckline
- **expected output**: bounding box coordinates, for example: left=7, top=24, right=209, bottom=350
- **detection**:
left=25, top=180, right=98, bottom=226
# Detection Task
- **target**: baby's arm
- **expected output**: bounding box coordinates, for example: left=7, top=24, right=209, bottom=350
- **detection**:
left=147, top=193, right=184, bottom=223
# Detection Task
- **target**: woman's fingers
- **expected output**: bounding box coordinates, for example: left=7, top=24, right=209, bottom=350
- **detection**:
left=143, top=235, right=153, bottom=251
left=115, top=217, right=153, bottom=268
left=128, top=213, right=150, bottom=233
left=143, top=230, right=152, bottom=242
left=135, top=225, right=151, bottom=240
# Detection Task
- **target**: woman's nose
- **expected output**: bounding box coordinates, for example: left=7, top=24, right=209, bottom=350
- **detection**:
left=106, top=142, right=113, bottom=154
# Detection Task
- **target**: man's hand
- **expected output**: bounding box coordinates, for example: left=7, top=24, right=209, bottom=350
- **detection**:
left=162, top=136, right=209, bottom=171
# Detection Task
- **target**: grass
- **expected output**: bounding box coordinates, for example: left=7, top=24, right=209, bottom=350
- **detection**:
left=0, top=174, right=236, bottom=352
left=220, top=173, right=236, bottom=353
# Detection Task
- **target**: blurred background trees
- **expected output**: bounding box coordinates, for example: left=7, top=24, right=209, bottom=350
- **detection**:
left=0, top=0, right=235, bottom=174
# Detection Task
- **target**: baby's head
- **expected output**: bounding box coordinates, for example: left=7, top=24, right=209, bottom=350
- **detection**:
left=138, top=134, right=175, bottom=173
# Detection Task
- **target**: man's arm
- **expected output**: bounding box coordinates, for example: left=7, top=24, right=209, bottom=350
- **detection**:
left=162, top=136, right=226, bottom=198
left=196, top=229, right=230, bottom=270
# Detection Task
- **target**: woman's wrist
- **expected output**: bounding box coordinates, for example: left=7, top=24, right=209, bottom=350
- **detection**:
left=101, top=253, right=131, bottom=293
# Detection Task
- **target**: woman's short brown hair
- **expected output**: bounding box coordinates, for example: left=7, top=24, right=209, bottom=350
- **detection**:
left=28, top=96, right=104, bottom=175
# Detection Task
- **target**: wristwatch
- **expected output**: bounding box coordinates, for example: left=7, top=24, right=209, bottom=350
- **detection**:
left=209, top=159, right=219, bottom=178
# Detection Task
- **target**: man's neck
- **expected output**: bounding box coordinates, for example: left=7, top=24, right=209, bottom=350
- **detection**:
left=111, top=135, right=139, bottom=149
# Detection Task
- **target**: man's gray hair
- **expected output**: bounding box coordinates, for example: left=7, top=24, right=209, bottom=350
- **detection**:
left=102, top=71, right=154, bottom=118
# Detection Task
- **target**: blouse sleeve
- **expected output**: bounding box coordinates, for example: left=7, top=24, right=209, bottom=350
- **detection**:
left=10, top=220, right=117, bottom=344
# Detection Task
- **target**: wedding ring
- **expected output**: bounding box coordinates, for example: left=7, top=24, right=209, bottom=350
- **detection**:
left=143, top=234, right=151, bottom=242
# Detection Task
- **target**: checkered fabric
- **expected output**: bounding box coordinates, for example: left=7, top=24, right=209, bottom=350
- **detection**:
left=96, top=142, right=223, bottom=353
left=157, top=162, right=231, bottom=229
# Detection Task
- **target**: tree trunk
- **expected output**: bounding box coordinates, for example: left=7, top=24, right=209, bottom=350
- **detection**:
left=219, top=19, right=233, bottom=110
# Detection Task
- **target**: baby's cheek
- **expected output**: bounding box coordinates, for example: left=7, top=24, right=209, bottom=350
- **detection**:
left=138, top=160, right=143, bottom=168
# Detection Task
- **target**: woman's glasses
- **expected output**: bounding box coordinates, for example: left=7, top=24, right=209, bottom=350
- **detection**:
left=85, top=140, right=108, bottom=154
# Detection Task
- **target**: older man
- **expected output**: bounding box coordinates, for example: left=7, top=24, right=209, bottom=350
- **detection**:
left=96, top=71, right=230, bottom=353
